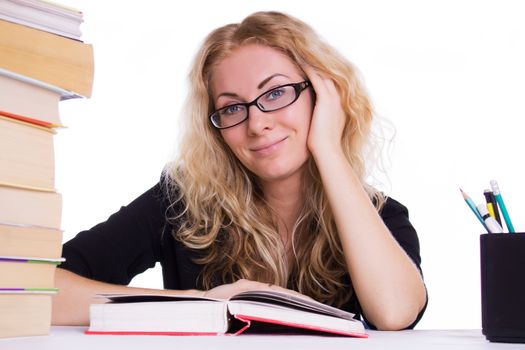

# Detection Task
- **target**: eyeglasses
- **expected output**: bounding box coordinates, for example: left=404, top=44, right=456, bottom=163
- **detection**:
left=209, top=81, right=311, bottom=129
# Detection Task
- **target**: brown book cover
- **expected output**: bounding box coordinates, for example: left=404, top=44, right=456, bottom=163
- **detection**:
left=0, top=19, right=94, bottom=97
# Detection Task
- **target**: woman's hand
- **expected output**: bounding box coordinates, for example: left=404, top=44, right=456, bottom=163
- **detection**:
left=301, top=68, right=426, bottom=330
left=202, top=279, right=312, bottom=300
left=303, top=66, right=346, bottom=158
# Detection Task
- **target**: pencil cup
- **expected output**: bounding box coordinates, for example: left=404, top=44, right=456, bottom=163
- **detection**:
left=480, top=233, right=525, bottom=343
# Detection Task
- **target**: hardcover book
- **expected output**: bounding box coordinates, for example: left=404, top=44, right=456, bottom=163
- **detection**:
left=0, top=223, right=62, bottom=259
left=0, top=0, right=83, bottom=40
left=0, top=73, right=62, bottom=127
left=0, top=290, right=56, bottom=338
left=0, top=19, right=94, bottom=97
left=0, top=185, right=62, bottom=229
left=86, top=290, right=367, bottom=337
left=0, top=256, right=64, bottom=289
left=0, top=116, right=56, bottom=191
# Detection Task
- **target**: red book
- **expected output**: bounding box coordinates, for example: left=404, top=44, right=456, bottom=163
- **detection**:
left=85, top=291, right=367, bottom=337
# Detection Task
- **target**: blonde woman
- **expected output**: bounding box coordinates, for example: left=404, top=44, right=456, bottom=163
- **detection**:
left=53, top=11, right=427, bottom=330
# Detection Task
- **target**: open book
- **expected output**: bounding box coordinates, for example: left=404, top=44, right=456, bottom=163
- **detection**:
left=86, top=290, right=367, bottom=337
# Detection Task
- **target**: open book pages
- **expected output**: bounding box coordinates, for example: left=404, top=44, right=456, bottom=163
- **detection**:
left=87, top=290, right=367, bottom=337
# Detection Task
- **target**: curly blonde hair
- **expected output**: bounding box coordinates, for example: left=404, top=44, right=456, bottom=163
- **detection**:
left=164, top=11, right=385, bottom=307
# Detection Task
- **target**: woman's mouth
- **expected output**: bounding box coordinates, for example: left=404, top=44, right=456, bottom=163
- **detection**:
left=251, top=137, right=288, bottom=156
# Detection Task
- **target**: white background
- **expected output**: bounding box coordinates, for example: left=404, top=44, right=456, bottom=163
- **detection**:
left=55, top=0, right=525, bottom=329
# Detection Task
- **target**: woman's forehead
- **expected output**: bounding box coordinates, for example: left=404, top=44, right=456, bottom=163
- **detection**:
left=209, top=44, right=302, bottom=98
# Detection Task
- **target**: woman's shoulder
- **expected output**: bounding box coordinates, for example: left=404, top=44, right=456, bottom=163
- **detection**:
left=107, top=175, right=183, bottom=224
left=378, top=196, right=410, bottom=219
left=376, top=195, right=418, bottom=238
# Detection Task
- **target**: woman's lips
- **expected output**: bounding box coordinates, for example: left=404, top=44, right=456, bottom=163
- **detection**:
left=251, top=137, right=288, bottom=156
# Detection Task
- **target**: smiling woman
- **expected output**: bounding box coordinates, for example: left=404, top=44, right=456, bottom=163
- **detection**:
left=212, top=45, right=314, bottom=183
left=54, top=11, right=427, bottom=331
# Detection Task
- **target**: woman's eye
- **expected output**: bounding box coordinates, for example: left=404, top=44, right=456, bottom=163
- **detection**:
left=223, top=105, right=243, bottom=115
left=265, top=88, right=285, bottom=100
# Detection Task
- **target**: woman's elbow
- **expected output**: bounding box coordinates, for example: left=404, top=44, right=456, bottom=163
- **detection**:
left=373, top=310, right=418, bottom=331
left=371, top=296, right=426, bottom=331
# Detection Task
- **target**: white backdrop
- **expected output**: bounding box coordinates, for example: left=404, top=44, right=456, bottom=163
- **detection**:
left=55, top=0, right=525, bottom=329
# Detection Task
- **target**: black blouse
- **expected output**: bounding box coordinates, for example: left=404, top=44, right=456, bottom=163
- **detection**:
left=60, top=181, right=427, bottom=329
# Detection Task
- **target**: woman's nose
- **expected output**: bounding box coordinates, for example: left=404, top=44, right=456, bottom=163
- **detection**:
left=246, top=105, right=275, bottom=135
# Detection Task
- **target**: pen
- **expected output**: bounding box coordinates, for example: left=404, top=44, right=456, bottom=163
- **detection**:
left=477, top=204, right=504, bottom=233
left=483, top=189, right=502, bottom=226
left=485, top=198, right=496, bottom=219
left=490, top=180, right=515, bottom=233
left=460, top=188, right=488, bottom=232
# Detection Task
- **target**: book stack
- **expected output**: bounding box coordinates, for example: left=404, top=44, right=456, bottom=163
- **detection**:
left=0, top=0, right=93, bottom=338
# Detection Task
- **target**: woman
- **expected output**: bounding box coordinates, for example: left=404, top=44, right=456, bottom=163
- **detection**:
left=53, top=11, right=427, bottom=330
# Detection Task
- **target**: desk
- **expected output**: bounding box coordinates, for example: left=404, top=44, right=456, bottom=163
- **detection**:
left=0, top=328, right=522, bottom=349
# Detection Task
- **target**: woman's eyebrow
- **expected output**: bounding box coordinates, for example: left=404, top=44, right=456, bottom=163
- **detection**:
left=257, top=73, right=289, bottom=89
left=216, top=73, right=290, bottom=100
left=217, top=92, right=240, bottom=100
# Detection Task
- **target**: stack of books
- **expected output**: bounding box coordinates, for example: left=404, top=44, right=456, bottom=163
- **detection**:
left=0, top=0, right=93, bottom=338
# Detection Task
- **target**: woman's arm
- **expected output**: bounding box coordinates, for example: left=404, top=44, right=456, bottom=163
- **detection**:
left=53, top=182, right=191, bottom=326
left=52, top=270, right=308, bottom=326
left=305, top=68, right=427, bottom=330
left=52, top=268, right=201, bottom=326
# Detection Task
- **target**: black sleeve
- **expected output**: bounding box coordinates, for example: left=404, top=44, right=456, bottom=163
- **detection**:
left=380, top=197, right=422, bottom=274
left=360, top=197, right=428, bottom=330
left=59, top=182, right=167, bottom=285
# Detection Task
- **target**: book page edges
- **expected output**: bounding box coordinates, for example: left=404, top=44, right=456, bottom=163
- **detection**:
left=0, top=181, right=56, bottom=193
left=84, top=330, right=220, bottom=336
left=0, top=220, right=63, bottom=231
left=0, top=20, right=94, bottom=97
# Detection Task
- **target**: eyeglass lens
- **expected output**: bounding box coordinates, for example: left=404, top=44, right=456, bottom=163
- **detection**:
left=213, top=84, right=299, bottom=129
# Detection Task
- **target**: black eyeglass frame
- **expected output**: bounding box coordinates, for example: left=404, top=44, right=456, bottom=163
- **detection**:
left=209, top=80, right=311, bottom=130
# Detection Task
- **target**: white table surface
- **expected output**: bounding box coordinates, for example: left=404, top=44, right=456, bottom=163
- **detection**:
left=1, top=327, right=524, bottom=350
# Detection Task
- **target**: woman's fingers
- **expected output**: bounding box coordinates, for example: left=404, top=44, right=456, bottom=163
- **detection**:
left=303, top=66, right=337, bottom=100
left=203, top=279, right=313, bottom=301
left=302, top=66, right=346, bottom=155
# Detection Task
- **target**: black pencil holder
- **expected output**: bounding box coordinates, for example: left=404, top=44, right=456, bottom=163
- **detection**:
left=480, top=233, right=525, bottom=343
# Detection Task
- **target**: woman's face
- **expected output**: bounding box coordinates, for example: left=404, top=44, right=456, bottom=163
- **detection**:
left=210, top=44, right=314, bottom=184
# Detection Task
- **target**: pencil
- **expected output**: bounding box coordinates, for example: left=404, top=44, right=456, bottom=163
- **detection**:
left=490, top=180, right=515, bottom=233
left=460, top=188, right=488, bottom=232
